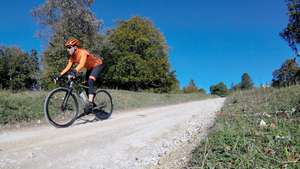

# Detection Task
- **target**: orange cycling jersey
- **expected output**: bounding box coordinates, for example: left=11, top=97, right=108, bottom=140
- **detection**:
left=60, top=48, right=103, bottom=76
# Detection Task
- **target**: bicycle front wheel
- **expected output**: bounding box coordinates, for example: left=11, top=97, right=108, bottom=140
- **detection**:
left=44, top=87, right=79, bottom=128
left=93, top=89, right=113, bottom=119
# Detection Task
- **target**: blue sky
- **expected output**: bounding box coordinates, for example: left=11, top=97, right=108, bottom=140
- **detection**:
left=0, top=0, right=295, bottom=91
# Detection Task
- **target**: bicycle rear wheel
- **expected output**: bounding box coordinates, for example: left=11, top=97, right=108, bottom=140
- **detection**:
left=93, top=89, right=113, bottom=119
left=44, top=87, right=79, bottom=128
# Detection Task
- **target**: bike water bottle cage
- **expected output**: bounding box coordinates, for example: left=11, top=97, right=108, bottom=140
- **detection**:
left=79, top=91, right=88, bottom=103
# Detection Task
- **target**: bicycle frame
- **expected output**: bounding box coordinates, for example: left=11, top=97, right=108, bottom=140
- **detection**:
left=61, top=80, right=75, bottom=111
left=75, top=82, right=107, bottom=110
left=61, top=78, right=108, bottom=112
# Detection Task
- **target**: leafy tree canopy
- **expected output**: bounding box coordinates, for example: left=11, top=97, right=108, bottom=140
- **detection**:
left=272, top=58, right=299, bottom=87
left=240, top=73, right=254, bottom=90
left=280, top=0, right=300, bottom=55
left=210, top=82, right=228, bottom=97
left=105, top=16, right=179, bottom=92
left=0, top=46, right=40, bottom=91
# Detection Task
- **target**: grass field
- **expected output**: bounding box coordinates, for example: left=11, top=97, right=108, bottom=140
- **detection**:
left=187, top=85, right=300, bottom=168
left=0, top=89, right=212, bottom=126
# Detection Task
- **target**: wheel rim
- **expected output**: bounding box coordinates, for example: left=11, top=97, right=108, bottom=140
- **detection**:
left=46, top=90, right=77, bottom=126
left=93, top=90, right=113, bottom=118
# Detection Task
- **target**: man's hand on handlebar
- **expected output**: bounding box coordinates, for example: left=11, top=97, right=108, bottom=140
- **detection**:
left=54, top=70, right=80, bottom=83
left=53, top=76, right=60, bottom=84
left=67, top=70, right=77, bottom=80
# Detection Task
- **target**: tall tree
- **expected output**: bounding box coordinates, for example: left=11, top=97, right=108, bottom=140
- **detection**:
left=280, top=0, right=300, bottom=55
left=240, top=73, right=254, bottom=90
left=0, top=47, right=8, bottom=88
left=183, top=80, right=198, bottom=93
left=104, top=16, right=178, bottom=93
left=32, top=0, right=103, bottom=89
left=272, top=58, right=299, bottom=87
left=28, top=49, right=41, bottom=90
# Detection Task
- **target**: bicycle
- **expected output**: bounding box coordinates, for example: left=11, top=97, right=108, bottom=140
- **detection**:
left=43, top=75, right=113, bottom=128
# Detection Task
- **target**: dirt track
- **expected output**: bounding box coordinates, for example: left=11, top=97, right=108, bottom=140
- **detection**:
left=0, top=98, right=225, bottom=169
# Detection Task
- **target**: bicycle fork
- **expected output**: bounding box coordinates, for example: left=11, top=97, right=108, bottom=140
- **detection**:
left=61, top=88, right=73, bottom=111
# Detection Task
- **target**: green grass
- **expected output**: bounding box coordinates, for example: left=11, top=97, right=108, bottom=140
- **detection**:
left=188, top=86, right=300, bottom=168
left=0, top=89, right=212, bottom=125
left=0, top=90, right=46, bottom=125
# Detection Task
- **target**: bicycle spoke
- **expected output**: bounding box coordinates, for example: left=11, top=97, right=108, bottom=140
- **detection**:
left=93, top=90, right=113, bottom=119
left=44, top=88, right=78, bottom=127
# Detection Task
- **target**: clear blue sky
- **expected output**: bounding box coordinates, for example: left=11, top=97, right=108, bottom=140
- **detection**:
left=0, top=0, right=295, bottom=91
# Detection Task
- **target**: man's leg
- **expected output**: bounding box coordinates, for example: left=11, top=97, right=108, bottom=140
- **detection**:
left=88, top=76, right=96, bottom=102
left=85, top=64, right=105, bottom=112
left=85, top=70, right=91, bottom=95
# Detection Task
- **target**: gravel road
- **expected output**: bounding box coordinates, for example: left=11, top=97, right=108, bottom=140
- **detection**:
left=0, top=98, right=225, bottom=169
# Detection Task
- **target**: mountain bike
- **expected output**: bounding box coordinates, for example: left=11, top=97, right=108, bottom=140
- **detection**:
left=43, top=76, right=113, bottom=128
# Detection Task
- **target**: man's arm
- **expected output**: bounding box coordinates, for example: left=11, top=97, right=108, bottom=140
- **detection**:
left=60, top=59, right=73, bottom=76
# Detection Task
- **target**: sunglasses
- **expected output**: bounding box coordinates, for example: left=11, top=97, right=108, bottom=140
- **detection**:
left=66, top=46, right=73, bottom=49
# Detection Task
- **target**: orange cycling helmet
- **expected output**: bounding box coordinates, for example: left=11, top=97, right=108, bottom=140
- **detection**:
left=65, top=38, right=80, bottom=47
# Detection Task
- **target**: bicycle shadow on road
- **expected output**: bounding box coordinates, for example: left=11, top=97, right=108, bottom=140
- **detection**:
left=74, top=110, right=112, bottom=126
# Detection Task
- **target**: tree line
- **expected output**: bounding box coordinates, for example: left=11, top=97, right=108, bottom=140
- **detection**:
left=0, top=0, right=299, bottom=95
left=1, top=0, right=179, bottom=93
left=184, top=72, right=255, bottom=97
left=0, top=47, right=39, bottom=90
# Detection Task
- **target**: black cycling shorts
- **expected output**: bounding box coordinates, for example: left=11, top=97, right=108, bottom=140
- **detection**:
left=85, top=64, right=105, bottom=81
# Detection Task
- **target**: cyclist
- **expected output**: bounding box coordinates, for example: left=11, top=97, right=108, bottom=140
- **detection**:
left=55, top=38, right=104, bottom=113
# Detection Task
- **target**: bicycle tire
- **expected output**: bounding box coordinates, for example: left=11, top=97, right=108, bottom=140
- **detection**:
left=93, top=89, right=113, bottom=119
left=44, top=87, right=79, bottom=128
